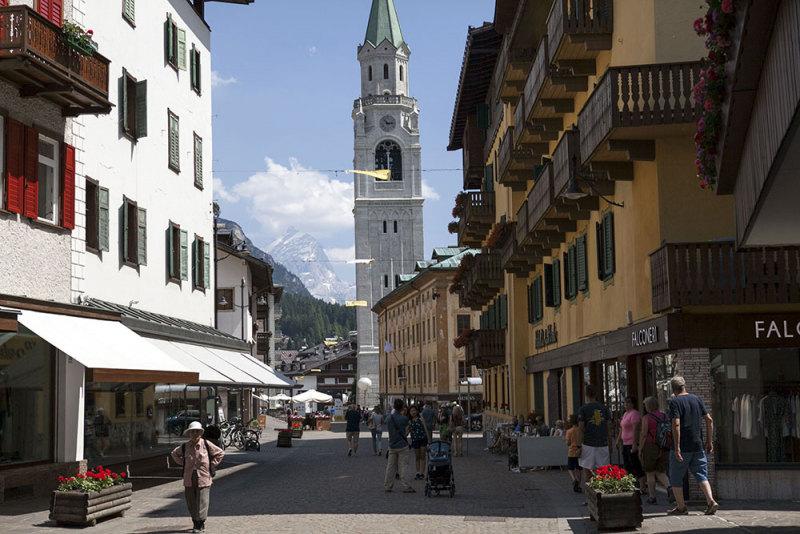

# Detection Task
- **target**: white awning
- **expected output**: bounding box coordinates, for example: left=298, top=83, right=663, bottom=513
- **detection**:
left=146, top=338, right=234, bottom=385
left=17, top=309, right=197, bottom=383
left=206, top=347, right=292, bottom=388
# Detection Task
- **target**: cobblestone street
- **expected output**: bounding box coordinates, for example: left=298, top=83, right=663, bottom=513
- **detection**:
left=1, top=419, right=799, bottom=534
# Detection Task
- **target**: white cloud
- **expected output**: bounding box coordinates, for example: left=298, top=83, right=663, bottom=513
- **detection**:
left=308, top=46, right=318, bottom=57
left=422, top=179, right=440, bottom=201
left=324, top=245, right=356, bottom=263
left=211, top=71, right=237, bottom=88
left=213, top=177, right=239, bottom=203
left=232, top=157, right=354, bottom=239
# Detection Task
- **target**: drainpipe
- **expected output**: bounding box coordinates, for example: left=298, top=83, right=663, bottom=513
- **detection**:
left=410, top=281, right=423, bottom=401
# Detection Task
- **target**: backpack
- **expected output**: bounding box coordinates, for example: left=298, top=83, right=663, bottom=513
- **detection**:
left=648, top=412, right=672, bottom=450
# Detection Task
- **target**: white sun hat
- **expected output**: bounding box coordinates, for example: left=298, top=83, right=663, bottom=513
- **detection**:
left=183, top=421, right=204, bottom=436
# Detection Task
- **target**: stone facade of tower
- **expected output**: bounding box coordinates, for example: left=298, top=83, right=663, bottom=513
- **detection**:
left=353, top=0, right=424, bottom=408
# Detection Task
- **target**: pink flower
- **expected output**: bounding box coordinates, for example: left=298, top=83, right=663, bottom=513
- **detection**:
left=693, top=17, right=706, bottom=36
left=704, top=100, right=714, bottom=112
left=721, top=0, right=734, bottom=14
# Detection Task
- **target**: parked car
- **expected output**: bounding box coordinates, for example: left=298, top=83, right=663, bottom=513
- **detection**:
left=165, top=410, right=200, bottom=435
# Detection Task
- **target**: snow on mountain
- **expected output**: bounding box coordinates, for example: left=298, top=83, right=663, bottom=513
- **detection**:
left=267, top=227, right=356, bottom=304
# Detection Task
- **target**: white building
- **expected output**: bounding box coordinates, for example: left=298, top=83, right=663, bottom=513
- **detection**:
left=353, top=0, right=425, bottom=408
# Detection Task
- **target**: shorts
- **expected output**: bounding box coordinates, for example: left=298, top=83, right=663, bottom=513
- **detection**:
left=451, top=425, right=464, bottom=437
left=669, top=449, right=708, bottom=488
left=641, top=443, right=669, bottom=473
left=411, top=439, right=427, bottom=449
left=346, top=431, right=360, bottom=441
left=578, top=445, right=610, bottom=470
left=567, top=456, right=580, bottom=470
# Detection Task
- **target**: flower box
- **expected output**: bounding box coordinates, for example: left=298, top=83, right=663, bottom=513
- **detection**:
left=63, top=34, right=95, bottom=56
left=291, top=428, right=304, bottom=439
left=50, top=483, right=132, bottom=527
left=584, top=485, right=643, bottom=530
left=277, top=432, right=292, bottom=448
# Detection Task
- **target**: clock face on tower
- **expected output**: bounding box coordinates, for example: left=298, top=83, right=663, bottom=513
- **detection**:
left=380, top=115, right=396, bottom=132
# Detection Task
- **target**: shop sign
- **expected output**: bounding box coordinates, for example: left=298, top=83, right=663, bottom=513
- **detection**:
left=754, top=320, right=800, bottom=339
left=535, top=324, right=558, bottom=349
left=631, top=326, right=659, bottom=348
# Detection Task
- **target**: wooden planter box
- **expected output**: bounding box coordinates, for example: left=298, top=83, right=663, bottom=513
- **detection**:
left=50, top=483, right=132, bottom=527
left=319, top=419, right=331, bottom=431
left=277, top=433, right=292, bottom=448
left=291, top=428, right=304, bottom=439
left=585, top=485, right=643, bottom=530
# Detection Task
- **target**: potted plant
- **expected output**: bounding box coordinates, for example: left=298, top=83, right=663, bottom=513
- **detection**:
left=50, top=466, right=131, bottom=527
left=290, top=422, right=304, bottom=439
left=277, top=429, right=292, bottom=448
left=452, top=328, right=475, bottom=349
left=585, top=465, right=643, bottom=530
left=61, top=22, right=96, bottom=56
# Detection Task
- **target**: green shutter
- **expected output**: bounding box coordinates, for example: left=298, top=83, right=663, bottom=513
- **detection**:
left=577, top=235, right=587, bottom=291
left=122, top=201, right=129, bottom=262
left=169, top=113, right=180, bottom=170
left=544, top=264, right=554, bottom=307
left=553, top=258, right=561, bottom=307
left=124, top=0, right=135, bottom=23
left=203, top=241, right=210, bottom=289
left=190, top=45, right=195, bottom=87
left=165, top=14, right=173, bottom=63
left=119, top=69, right=128, bottom=133
left=568, top=245, right=577, bottom=299
left=476, top=104, right=489, bottom=130
left=533, top=277, right=543, bottom=322
left=193, top=237, right=202, bottom=287
left=194, top=135, right=203, bottom=188
left=98, top=187, right=109, bottom=252
left=596, top=222, right=604, bottom=280
left=527, top=284, right=532, bottom=323
left=178, top=29, right=187, bottom=71
left=484, top=163, right=494, bottom=192
left=168, top=225, right=175, bottom=278
left=499, top=294, right=507, bottom=329
left=179, top=229, right=188, bottom=281
left=480, top=311, right=487, bottom=330
left=603, top=212, right=615, bottom=279
left=135, top=80, right=147, bottom=138
left=137, top=208, right=147, bottom=266
left=488, top=303, right=496, bottom=330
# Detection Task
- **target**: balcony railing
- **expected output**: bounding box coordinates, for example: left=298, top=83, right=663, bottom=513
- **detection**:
left=522, top=38, right=550, bottom=124
left=457, top=192, right=495, bottom=248
left=547, top=0, right=613, bottom=65
left=552, top=129, right=581, bottom=196
left=492, top=45, right=536, bottom=103
left=465, top=330, right=506, bottom=369
left=460, top=253, right=504, bottom=310
left=579, top=62, right=702, bottom=163
left=498, top=127, right=541, bottom=189
left=354, top=95, right=417, bottom=109
left=485, top=102, right=505, bottom=162
left=256, top=332, right=272, bottom=353
left=462, top=116, right=484, bottom=190
left=649, top=243, right=800, bottom=313
left=526, top=161, right=554, bottom=235
left=0, top=6, right=111, bottom=115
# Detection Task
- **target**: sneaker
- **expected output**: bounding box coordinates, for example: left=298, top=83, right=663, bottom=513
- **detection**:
left=198, top=522, right=205, bottom=533
left=403, top=487, right=416, bottom=493
left=348, top=449, right=352, bottom=456
left=572, top=480, right=580, bottom=493
left=705, top=501, right=719, bottom=515
left=667, top=507, right=688, bottom=516
left=646, top=497, right=658, bottom=505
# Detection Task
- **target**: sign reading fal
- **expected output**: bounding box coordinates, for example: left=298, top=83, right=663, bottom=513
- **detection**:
left=755, top=320, right=800, bottom=339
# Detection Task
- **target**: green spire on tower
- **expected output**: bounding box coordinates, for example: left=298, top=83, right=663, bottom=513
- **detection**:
left=363, top=0, right=405, bottom=49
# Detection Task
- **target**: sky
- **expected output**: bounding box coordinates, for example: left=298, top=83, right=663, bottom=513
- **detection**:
left=206, top=0, right=494, bottom=284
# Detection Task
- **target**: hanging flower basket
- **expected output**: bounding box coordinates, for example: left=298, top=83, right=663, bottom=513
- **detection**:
left=50, top=467, right=131, bottom=527
left=486, top=221, right=510, bottom=252
left=452, top=191, right=468, bottom=218
left=453, top=328, right=475, bottom=349
left=448, top=221, right=459, bottom=234
left=62, top=22, right=96, bottom=57
left=585, top=465, right=643, bottom=530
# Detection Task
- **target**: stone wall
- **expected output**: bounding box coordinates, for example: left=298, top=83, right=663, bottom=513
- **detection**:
left=0, top=460, right=86, bottom=503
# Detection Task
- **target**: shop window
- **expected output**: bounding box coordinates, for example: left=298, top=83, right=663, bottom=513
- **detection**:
left=115, top=391, right=127, bottom=418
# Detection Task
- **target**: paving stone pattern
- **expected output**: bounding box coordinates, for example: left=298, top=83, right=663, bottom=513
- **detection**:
left=0, top=417, right=798, bottom=533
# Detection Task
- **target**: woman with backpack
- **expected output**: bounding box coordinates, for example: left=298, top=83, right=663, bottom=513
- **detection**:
left=171, top=421, right=225, bottom=533
left=638, top=396, right=673, bottom=505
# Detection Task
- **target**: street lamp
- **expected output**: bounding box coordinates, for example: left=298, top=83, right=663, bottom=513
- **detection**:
left=563, top=155, right=625, bottom=208
left=218, top=277, right=249, bottom=341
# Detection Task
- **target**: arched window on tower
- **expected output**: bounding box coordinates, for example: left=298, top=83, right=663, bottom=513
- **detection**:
left=375, top=140, right=403, bottom=181
left=394, top=221, right=398, bottom=233
left=384, top=275, right=389, bottom=288
left=368, top=65, right=373, bottom=81
left=400, top=65, right=404, bottom=82
left=383, top=221, right=387, bottom=234
left=383, top=64, right=389, bottom=79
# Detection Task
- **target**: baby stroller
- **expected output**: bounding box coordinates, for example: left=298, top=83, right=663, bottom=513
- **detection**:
left=424, top=440, right=455, bottom=497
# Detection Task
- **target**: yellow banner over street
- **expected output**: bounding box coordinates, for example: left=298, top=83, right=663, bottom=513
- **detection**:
left=345, top=169, right=391, bottom=181
left=345, top=300, right=368, bottom=307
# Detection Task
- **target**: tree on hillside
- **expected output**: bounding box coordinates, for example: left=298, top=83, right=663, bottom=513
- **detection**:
left=278, top=293, right=356, bottom=348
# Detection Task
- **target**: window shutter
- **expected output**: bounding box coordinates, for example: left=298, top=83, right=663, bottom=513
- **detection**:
left=122, top=200, right=129, bottom=261
left=563, top=252, right=570, bottom=299
left=50, top=0, right=63, bottom=26
left=476, top=104, right=489, bottom=130
left=603, top=212, right=615, bottom=278
left=23, top=126, right=38, bottom=219
left=527, top=284, right=532, bottom=323
left=6, top=118, right=24, bottom=214
left=544, top=264, right=554, bottom=307
left=165, top=14, right=173, bottom=63
left=192, top=237, right=200, bottom=286
left=61, top=144, right=75, bottom=229
left=137, top=207, right=147, bottom=265
left=568, top=245, right=577, bottom=299
left=179, top=229, right=188, bottom=281
left=488, top=303, right=496, bottom=330
left=553, top=258, right=561, bottom=307
left=135, top=80, right=147, bottom=138
left=577, top=235, right=587, bottom=291
left=169, top=113, right=180, bottom=170
left=168, top=225, right=175, bottom=277
left=194, top=135, right=203, bottom=188
left=596, top=221, right=604, bottom=280
left=533, top=277, right=542, bottom=321
left=98, top=187, right=109, bottom=251
left=195, top=49, right=201, bottom=91
left=499, top=294, right=507, bottom=329
left=38, top=0, right=49, bottom=17
left=480, top=311, right=487, bottom=330
left=124, top=0, right=135, bottom=23
left=119, top=69, right=128, bottom=133
left=203, top=241, right=211, bottom=289
left=190, top=44, right=195, bottom=86
left=484, top=163, right=494, bottom=192
left=178, top=29, right=187, bottom=71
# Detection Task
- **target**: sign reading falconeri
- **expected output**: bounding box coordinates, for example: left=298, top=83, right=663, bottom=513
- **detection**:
left=631, top=326, right=659, bottom=348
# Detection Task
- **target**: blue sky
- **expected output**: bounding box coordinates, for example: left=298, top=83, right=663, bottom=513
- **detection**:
left=206, top=0, right=493, bottom=284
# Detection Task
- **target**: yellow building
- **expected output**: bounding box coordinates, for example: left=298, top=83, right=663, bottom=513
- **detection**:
left=374, top=248, right=483, bottom=409
left=447, top=0, right=800, bottom=501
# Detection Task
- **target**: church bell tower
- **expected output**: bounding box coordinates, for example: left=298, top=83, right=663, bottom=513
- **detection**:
left=353, top=0, right=424, bottom=407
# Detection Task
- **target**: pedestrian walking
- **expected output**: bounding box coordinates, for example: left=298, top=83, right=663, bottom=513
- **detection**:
left=638, top=396, right=673, bottom=505
left=370, top=405, right=384, bottom=456
left=421, top=402, right=435, bottom=436
left=576, top=384, right=613, bottom=490
left=384, top=399, right=415, bottom=492
left=409, top=405, right=431, bottom=479
left=451, top=404, right=465, bottom=456
left=564, top=415, right=582, bottom=492
left=666, top=376, right=719, bottom=516
left=617, top=396, right=647, bottom=494
left=345, top=404, right=361, bottom=456
left=170, top=422, right=224, bottom=533
left=438, top=404, right=452, bottom=442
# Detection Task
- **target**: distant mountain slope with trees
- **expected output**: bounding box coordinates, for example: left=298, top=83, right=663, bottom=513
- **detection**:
left=279, top=292, right=356, bottom=349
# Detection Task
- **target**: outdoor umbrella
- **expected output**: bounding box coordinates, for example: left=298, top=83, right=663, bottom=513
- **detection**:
left=292, top=389, right=334, bottom=404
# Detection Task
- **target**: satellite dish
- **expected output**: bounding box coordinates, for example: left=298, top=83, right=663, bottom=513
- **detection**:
left=357, top=377, right=372, bottom=391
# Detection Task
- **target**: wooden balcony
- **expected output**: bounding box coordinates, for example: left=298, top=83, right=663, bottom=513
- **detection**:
left=465, top=329, right=506, bottom=370
left=547, top=0, right=613, bottom=65
left=457, top=192, right=495, bottom=248
left=256, top=331, right=272, bottom=354
left=484, top=101, right=505, bottom=162
left=459, top=253, right=504, bottom=310
left=492, top=46, right=536, bottom=104
left=578, top=62, right=702, bottom=164
left=462, top=115, right=484, bottom=190
left=498, top=127, right=543, bottom=190
left=0, top=6, right=111, bottom=116
left=649, top=243, right=800, bottom=314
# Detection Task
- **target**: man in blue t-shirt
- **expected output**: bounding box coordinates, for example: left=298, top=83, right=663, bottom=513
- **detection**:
left=345, top=404, right=361, bottom=457
left=576, top=385, right=612, bottom=491
left=667, top=376, right=718, bottom=516
left=384, top=399, right=414, bottom=492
